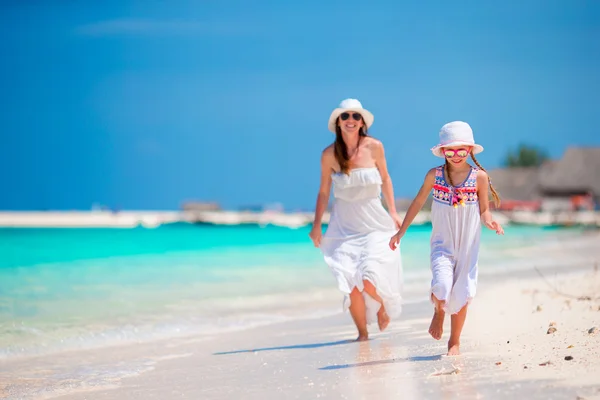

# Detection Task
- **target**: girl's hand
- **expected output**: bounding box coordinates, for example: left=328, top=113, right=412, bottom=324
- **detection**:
left=484, top=219, right=504, bottom=235
left=391, top=213, right=403, bottom=230
left=309, top=224, right=323, bottom=247
left=389, top=231, right=403, bottom=250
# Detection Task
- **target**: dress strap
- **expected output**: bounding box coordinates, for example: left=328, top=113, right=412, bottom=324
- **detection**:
left=435, top=165, right=445, bottom=181
left=469, top=167, right=479, bottom=179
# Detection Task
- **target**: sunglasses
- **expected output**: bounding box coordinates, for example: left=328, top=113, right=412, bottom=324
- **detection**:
left=340, top=112, right=362, bottom=121
left=443, top=148, right=470, bottom=158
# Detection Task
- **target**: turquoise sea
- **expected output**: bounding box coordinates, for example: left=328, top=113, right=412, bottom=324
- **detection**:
left=0, top=223, right=578, bottom=360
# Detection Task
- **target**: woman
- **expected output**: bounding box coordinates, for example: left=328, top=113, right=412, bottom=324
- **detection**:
left=309, top=98, right=403, bottom=341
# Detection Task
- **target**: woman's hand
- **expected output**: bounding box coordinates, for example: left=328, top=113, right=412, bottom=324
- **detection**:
left=309, top=224, right=323, bottom=247
left=389, top=231, right=403, bottom=250
left=391, top=213, right=403, bottom=230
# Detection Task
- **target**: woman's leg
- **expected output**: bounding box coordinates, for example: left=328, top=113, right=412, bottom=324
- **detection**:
left=348, top=287, right=368, bottom=341
left=362, top=280, right=389, bottom=331
left=447, top=305, right=467, bottom=355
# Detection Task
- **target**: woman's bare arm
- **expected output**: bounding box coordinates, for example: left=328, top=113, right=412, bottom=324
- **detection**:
left=312, top=147, right=334, bottom=226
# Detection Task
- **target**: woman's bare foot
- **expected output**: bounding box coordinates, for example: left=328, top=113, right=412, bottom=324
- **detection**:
left=377, top=309, right=390, bottom=332
left=356, top=332, right=369, bottom=342
left=447, top=339, right=460, bottom=356
left=428, top=309, right=445, bottom=340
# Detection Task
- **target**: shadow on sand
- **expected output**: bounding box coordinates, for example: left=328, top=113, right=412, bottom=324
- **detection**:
left=319, top=354, right=443, bottom=370
left=213, top=339, right=357, bottom=355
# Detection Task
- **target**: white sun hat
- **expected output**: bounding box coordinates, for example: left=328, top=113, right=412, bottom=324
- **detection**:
left=431, top=121, right=484, bottom=157
left=328, top=98, right=374, bottom=133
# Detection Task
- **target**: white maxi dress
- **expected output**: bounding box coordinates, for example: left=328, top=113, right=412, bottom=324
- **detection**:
left=320, top=167, right=403, bottom=324
left=430, top=166, right=481, bottom=314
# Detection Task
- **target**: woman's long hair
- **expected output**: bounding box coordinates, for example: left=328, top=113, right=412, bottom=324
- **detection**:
left=334, top=119, right=368, bottom=174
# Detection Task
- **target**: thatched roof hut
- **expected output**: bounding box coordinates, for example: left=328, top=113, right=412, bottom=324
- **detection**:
left=487, top=167, right=541, bottom=202
left=538, top=147, right=600, bottom=197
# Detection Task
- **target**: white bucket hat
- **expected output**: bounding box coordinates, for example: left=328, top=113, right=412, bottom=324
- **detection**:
left=328, top=98, right=374, bottom=133
left=431, top=121, right=484, bottom=157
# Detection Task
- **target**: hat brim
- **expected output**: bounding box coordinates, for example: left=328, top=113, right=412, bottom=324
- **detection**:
left=328, top=108, right=374, bottom=133
left=431, top=142, right=484, bottom=157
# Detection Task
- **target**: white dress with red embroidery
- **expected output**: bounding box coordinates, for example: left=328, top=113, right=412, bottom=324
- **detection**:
left=430, top=165, right=480, bottom=314
left=320, top=168, right=403, bottom=325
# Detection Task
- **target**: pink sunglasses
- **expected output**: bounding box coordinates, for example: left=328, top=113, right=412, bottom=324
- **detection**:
left=443, top=148, right=470, bottom=158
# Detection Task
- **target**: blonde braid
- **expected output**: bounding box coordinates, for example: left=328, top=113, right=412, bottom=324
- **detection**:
left=470, top=153, right=501, bottom=207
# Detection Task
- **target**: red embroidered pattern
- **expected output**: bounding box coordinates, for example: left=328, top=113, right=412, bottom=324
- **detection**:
left=432, top=166, right=479, bottom=207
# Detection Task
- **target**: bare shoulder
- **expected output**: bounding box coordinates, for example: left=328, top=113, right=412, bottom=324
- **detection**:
left=364, top=136, right=383, bottom=149
left=425, top=167, right=438, bottom=180
left=363, top=137, right=384, bottom=157
left=414, top=167, right=437, bottom=192
left=322, top=143, right=335, bottom=158
left=321, top=144, right=336, bottom=169
left=476, top=169, right=489, bottom=181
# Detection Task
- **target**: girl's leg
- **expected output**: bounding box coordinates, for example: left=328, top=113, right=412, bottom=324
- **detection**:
left=348, top=287, right=368, bottom=341
left=447, top=305, right=468, bottom=355
left=362, top=280, right=389, bottom=331
left=430, top=254, right=453, bottom=340
left=428, top=294, right=446, bottom=340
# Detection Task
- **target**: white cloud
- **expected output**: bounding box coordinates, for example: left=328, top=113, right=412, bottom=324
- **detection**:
left=76, top=18, right=251, bottom=37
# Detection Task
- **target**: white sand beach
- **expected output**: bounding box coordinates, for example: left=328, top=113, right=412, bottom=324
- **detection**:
left=1, top=232, right=599, bottom=400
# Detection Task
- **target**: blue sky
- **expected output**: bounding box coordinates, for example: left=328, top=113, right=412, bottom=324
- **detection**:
left=1, top=0, right=599, bottom=211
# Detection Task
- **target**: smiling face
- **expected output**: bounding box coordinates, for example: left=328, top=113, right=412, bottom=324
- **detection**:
left=443, top=146, right=472, bottom=166
left=337, top=111, right=365, bottom=135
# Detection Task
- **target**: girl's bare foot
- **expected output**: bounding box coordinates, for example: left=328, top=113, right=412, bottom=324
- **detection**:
left=447, top=305, right=467, bottom=356
left=428, top=309, right=445, bottom=340
left=377, top=309, right=390, bottom=332
left=447, top=339, right=460, bottom=356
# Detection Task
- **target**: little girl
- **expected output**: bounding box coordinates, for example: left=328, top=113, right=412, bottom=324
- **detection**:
left=389, top=121, right=504, bottom=356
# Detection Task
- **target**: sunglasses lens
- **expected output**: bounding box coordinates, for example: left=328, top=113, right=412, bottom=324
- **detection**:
left=340, top=112, right=350, bottom=120
left=352, top=113, right=362, bottom=121
left=444, top=151, right=454, bottom=158
left=457, top=150, right=468, bottom=157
